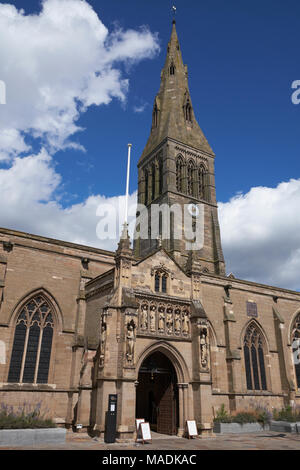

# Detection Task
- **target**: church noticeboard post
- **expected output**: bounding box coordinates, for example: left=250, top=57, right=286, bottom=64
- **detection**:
left=186, top=420, right=198, bottom=438
left=140, top=422, right=152, bottom=443
left=135, top=419, right=145, bottom=442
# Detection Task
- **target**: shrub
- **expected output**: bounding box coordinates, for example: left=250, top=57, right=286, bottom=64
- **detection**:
left=0, top=403, right=56, bottom=429
left=214, top=404, right=232, bottom=423
left=273, top=405, right=300, bottom=423
left=232, top=411, right=257, bottom=424
left=214, top=403, right=272, bottom=426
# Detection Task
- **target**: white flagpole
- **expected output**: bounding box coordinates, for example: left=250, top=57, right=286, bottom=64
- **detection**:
left=125, top=143, right=132, bottom=225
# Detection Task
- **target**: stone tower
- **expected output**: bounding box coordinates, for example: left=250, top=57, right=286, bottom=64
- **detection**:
left=134, top=21, right=225, bottom=276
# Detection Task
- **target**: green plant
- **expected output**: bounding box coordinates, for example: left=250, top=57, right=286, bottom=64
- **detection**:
left=232, top=411, right=257, bottom=425
left=214, top=404, right=232, bottom=423
left=0, top=403, right=56, bottom=429
left=273, top=405, right=300, bottom=423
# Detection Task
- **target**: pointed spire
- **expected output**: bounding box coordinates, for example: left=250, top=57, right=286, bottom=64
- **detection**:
left=140, top=21, right=214, bottom=161
left=116, top=223, right=131, bottom=254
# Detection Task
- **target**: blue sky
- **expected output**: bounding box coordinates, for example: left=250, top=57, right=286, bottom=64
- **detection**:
left=4, top=0, right=300, bottom=202
left=0, top=0, right=300, bottom=290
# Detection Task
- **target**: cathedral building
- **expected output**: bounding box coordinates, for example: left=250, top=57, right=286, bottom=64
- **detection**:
left=1, top=21, right=300, bottom=439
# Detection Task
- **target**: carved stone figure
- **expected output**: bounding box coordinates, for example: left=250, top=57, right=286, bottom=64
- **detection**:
left=199, top=327, right=209, bottom=369
left=140, top=305, right=148, bottom=330
left=126, top=322, right=136, bottom=363
left=182, top=311, right=190, bottom=335
left=150, top=306, right=156, bottom=332
left=175, top=310, right=181, bottom=334
left=166, top=311, right=173, bottom=334
left=158, top=310, right=165, bottom=332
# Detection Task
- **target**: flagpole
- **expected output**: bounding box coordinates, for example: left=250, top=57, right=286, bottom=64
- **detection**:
left=125, top=143, right=132, bottom=226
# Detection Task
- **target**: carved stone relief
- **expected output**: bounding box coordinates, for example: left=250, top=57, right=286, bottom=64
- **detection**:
left=137, top=298, right=191, bottom=339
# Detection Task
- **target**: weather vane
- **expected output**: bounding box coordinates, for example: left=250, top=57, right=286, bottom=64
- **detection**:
left=172, top=5, right=177, bottom=19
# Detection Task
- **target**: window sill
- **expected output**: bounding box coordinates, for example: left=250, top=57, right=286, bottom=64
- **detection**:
left=0, top=382, right=57, bottom=390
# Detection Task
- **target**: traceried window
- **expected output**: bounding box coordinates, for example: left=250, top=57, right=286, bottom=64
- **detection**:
left=8, top=295, right=55, bottom=384
left=155, top=273, right=160, bottom=292
left=291, top=313, right=300, bottom=388
left=176, top=156, right=183, bottom=193
left=187, top=160, right=195, bottom=196
left=243, top=323, right=267, bottom=391
left=161, top=275, right=167, bottom=293
left=151, top=163, right=156, bottom=201
left=159, top=159, right=163, bottom=195
left=154, top=271, right=168, bottom=294
left=144, top=168, right=149, bottom=206
left=198, top=165, right=206, bottom=200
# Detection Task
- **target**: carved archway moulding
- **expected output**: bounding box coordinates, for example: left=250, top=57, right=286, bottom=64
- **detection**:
left=135, top=340, right=190, bottom=384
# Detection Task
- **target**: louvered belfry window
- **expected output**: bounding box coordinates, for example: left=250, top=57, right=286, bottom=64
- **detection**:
left=8, top=295, right=54, bottom=384
left=243, top=323, right=267, bottom=391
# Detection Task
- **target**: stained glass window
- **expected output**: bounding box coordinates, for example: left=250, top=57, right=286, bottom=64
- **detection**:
left=8, top=295, right=55, bottom=384
left=243, top=323, right=267, bottom=391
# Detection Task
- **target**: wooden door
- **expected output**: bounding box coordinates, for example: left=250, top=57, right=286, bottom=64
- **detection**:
left=157, top=374, right=177, bottom=435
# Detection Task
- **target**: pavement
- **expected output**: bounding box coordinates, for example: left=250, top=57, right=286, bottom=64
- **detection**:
left=1, top=430, right=300, bottom=450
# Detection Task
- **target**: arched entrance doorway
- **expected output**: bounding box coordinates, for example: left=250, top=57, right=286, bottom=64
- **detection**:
left=135, top=351, right=179, bottom=435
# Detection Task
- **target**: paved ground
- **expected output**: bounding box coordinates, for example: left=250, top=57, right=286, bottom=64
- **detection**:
left=1, top=430, right=300, bottom=450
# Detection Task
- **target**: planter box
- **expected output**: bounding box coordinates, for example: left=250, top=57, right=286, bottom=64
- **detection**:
left=0, top=428, right=66, bottom=447
left=213, top=422, right=268, bottom=434
left=270, top=420, right=300, bottom=433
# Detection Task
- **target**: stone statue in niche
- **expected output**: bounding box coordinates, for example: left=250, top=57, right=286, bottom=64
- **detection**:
left=174, top=309, right=181, bottom=334
left=182, top=310, right=190, bottom=335
left=166, top=309, right=173, bottom=334
left=99, top=319, right=107, bottom=367
left=150, top=306, right=156, bottom=332
left=199, top=326, right=209, bottom=369
left=158, top=309, right=165, bottom=332
left=126, top=320, right=136, bottom=364
left=140, top=305, right=148, bottom=330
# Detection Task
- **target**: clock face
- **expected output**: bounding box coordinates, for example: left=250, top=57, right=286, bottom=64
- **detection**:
left=188, top=203, right=199, bottom=217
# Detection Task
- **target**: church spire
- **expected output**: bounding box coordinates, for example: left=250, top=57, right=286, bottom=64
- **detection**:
left=140, top=21, right=213, bottom=162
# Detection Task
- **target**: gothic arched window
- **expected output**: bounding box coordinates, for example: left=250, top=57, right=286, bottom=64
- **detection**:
left=155, top=273, right=160, bottom=292
left=151, top=163, right=156, bottom=201
left=170, top=61, right=175, bottom=75
left=154, top=271, right=168, bottom=294
left=291, top=313, right=300, bottom=388
left=144, top=168, right=149, bottom=206
left=161, top=275, right=167, bottom=293
left=8, top=294, right=55, bottom=384
left=198, top=165, right=206, bottom=200
left=152, top=103, right=158, bottom=128
left=187, top=160, right=195, bottom=196
left=185, top=101, right=192, bottom=122
left=176, top=156, right=183, bottom=193
left=159, top=159, right=163, bottom=195
left=243, top=323, right=267, bottom=391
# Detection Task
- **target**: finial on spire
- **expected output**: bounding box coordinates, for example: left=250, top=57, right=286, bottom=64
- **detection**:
left=171, top=5, right=176, bottom=23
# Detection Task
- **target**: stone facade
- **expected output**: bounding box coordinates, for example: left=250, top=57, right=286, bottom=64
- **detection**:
left=1, top=21, right=300, bottom=439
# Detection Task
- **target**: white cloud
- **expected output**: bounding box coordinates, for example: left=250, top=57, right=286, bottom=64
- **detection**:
left=0, top=143, right=299, bottom=292
left=0, top=149, right=137, bottom=250
left=133, top=103, right=148, bottom=113
left=219, top=179, right=300, bottom=291
left=0, top=0, right=159, bottom=159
